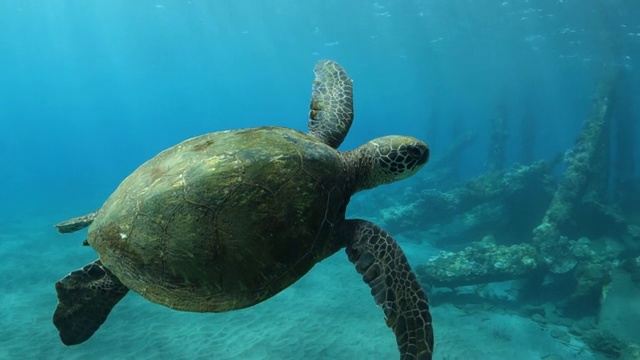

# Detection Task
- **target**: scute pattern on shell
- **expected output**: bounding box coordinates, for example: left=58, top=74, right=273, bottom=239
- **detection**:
left=88, top=126, right=349, bottom=312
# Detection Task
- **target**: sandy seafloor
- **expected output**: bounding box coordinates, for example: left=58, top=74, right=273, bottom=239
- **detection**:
left=1, top=214, right=597, bottom=360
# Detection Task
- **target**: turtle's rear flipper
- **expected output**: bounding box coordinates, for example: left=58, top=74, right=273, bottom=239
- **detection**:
left=53, top=260, right=129, bottom=345
left=55, top=210, right=99, bottom=233
left=343, top=219, right=434, bottom=360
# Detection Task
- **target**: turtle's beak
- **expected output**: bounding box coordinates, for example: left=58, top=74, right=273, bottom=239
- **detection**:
left=416, top=145, right=429, bottom=166
left=409, top=142, right=429, bottom=167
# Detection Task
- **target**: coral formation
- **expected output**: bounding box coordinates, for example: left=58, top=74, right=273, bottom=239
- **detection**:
left=532, top=68, right=621, bottom=273
left=383, top=160, right=553, bottom=235
left=416, top=239, right=540, bottom=288
left=409, top=69, right=636, bottom=332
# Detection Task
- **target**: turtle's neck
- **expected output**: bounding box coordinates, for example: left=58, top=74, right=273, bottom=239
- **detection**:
left=340, top=145, right=379, bottom=195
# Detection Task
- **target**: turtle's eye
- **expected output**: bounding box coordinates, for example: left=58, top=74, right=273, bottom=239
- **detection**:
left=400, top=143, right=429, bottom=171
left=407, top=146, right=423, bottom=159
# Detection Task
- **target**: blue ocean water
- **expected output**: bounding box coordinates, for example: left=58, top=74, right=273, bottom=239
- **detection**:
left=1, top=1, right=639, bottom=359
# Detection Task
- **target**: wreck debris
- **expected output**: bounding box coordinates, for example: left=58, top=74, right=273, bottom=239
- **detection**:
left=416, top=240, right=540, bottom=288
left=532, top=68, right=621, bottom=273
left=382, top=160, right=552, bottom=234
left=414, top=69, right=631, bottom=295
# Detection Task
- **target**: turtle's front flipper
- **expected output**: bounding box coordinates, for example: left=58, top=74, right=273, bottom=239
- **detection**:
left=53, top=260, right=129, bottom=345
left=308, top=60, right=354, bottom=149
left=55, top=210, right=100, bottom=233
left=342, top=219, right=434, bottom=360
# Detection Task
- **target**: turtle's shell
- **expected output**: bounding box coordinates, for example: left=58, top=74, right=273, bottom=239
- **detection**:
left=88, top=126, right=349, bottom=312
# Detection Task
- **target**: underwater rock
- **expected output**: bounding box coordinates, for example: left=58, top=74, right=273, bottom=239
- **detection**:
left=416, top=240, right=540, bottom=288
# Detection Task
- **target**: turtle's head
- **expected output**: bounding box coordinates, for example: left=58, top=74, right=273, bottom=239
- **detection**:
left=346, top=135, right=429, bottom=193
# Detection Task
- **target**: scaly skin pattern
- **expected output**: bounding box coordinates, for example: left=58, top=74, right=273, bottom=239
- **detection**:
left=55, top=211, right=99, bottom=233
left=342, top=135, right=430, bottom=193
left=53, top=260, right=128, bottom=345
left=308, top=60, right=354, bottom=148
left=344, top=219, right=434, bottom=360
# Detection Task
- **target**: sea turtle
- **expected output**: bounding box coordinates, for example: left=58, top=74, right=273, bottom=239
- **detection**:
left=53, top=60, right=434, bottom=359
